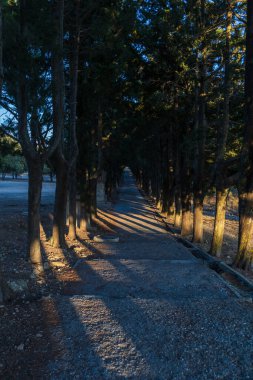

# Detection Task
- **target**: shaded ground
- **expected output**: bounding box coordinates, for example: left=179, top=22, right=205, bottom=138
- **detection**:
left=1, top=171, right=253, bottom=379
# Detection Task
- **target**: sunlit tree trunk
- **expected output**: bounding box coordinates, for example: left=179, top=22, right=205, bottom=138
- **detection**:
left=174, top=189, right=182, bottom=228
left=51, top=150, right=68, bottom=247
left=211, top=188, right=229, bottom=257
left=180, top=117, right=192, bottom=236
left=193, top=192, right=204, bottom=242
left=17, top=0, right=61, bottom=264
left=235, top=191, right=253, bottom=270
left=234, top=0, right=253, bottom=270
left=90, top=174, right=97, bottom=220
left=18, top=84, right=44, bottom=266
left=50, top=0, right=67, bottom=248
left=192, top=0, right=207, bottom=243
left=27, top=159, right=43, bottom=265
left=17, top=0, right=43, bottom=266
left=68, top=169, right=77, bottom=240
left=181, top=142, right=192, bottom=236
left=68, top=0, right=80, bottom=240
left=211, top=0, right=232, bottom=256
left=181, top=192, right=192, bottom=236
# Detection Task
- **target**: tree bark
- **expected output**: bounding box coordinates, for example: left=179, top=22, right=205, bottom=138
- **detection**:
left=173, top=103, right=182, bottom=228
left=16, top=0, right=62, bottom=264
left=51, top=150, right=68, bottom=247
left=234, top=192, right=253, bottom=270
left=211, top=0, right=232, bottom=256
left=159, top=132, right=169, bottom=213
left=192, top=0, right=207, bottom=243
left=193, top=191, right=204, bottom=242
left=234, top=0, right=253, bottom=270
left=80, top=201, right=91, bottom=231
left=89, top=174, right=98, bottom=221
left=167, top=125, right=175, bottom=217
left=17, top=0, right=43, bottom=264
left=50, top=0, right=66, bottom=247
left=67, top=0, right=80, bottom=240
left=174, top=189, right=182, bottom=228
left=68, top=168, right=77, bottom=240
left=210, top=188, right=229, bottom=257
left=216, top=0, right=232, bottom=163
left=27, top=159, right=43, bottom=266
left=181, top=193, right=192, bottom=236
left=180, top=119, right=192, bottom=236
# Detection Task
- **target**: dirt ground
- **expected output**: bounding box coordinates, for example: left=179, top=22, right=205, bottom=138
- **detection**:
left=0, top=203, right=116, bottom=377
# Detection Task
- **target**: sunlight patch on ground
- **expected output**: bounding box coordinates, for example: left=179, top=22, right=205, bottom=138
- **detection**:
left=71, top=297, right=152, bottom=377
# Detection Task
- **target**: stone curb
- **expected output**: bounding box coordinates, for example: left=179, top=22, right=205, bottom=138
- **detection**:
left=138, top=187, right=253, bottom=299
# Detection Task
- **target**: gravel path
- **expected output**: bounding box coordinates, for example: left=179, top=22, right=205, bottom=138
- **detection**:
left=14, top=169, right=253, bottom=379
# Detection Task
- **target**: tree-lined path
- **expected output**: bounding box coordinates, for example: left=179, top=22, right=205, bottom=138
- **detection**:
left=2, top=1, right=253, bottom=378
left=33, top=169, right=253, bottom=379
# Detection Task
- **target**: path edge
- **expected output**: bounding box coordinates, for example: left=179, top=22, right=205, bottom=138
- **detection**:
left=138, top=187, right=253, bottom=300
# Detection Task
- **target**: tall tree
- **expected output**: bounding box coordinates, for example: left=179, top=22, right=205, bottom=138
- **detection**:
left=211, top=0, right=233, bottom=256
left=16, top=0, right=61, bottom=267
left=67, top=0, right=81, bottom=240
left=234, top=0, right=253, bottom=270
left=50, top=0, right=67, bottom=248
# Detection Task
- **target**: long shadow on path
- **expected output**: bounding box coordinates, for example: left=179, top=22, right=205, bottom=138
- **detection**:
left=35, top=169, right=253, bottom=379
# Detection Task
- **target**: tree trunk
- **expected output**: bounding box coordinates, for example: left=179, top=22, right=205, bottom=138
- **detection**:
left=216, top=0, right=232, bottom=163
left=167, top=199, right=175, bottom=218
left=234, top=192, right=253, bottom=270
left=173, top=107, right=182, bottom=228
left=16, top=0, right=61, bottom=266
left=27, top=159, right=43, bottom=266
left=143, top=172, right=150, bottom=195
left=180, top=122, right=192, bottom=236
left=79, top=170, right=96, bottom=231
left=50, top=0, right=66, bottom=247
left=80, top=202, right=91, bottom=231
left=234, top=0, right=253, bottom=270
left=51, top=151, right=68, bottom=247
left=193, top=192, right=204, bottom=243
left=211, top=1, right=232, bottom=256
left=90, top=176, right=97, bottom=221
left=159, top=133, right=169, bottom=213
left=68, top=168, right=77, bottom=240
left=181, top=193, right=192, bottom=236
left=67, top=0, right=80, bottom=240
left=192, top=0, right=207, bottom=243
left=210, top=188, right=229, bottom=257
left=174, top=189, right=182, bottom=228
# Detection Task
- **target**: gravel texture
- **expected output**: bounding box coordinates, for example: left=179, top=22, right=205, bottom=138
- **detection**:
left=44, top=296, right=253, bottom=380
left=1, top=169, right=253, bottom=379
left=45, top=169, right=253, bottom=379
